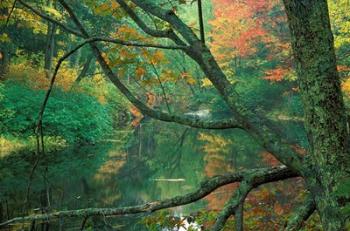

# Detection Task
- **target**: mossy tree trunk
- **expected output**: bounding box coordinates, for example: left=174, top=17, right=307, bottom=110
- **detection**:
left=283, top=0, right=350, bottom=230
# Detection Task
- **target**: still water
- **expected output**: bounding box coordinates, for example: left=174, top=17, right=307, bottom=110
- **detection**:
left=0, top=120, right=278, bottom=230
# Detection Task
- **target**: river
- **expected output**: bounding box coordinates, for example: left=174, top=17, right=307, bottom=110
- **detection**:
left=0, top=119, right=302, bottom=230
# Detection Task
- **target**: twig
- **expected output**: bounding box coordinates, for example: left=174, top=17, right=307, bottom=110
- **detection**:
left=80, top=216, right=89, bottom=231
left=197, top=0, right=205, bottom=44
left=5, top=0, right=17, bottom=27
left=19, top=0, right=244, bottom=130
left=150, top=63, right=171, bottom=113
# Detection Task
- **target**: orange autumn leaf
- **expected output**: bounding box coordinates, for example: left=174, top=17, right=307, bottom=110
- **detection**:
left=273, top=202, right=285, bottom=215
left=130, top=105, right=144, bottom=127
left=146, top=92, right=157, bottom=108
left=261, top=151, right=280, bottom=166
left=342, top=77, right=350, bottom=95
left=130, top=105, right=142, bottom=118
left=135, top=66, right=145, bottom=78
left=263, top=67, right=288, bottom=81
left=205, top=183, right=238, bottom=211
left=290, top=144, right=307, bottom=156
left=337, top=65, right=350, bottom=72
left=181, top=72, right=196, bottom=85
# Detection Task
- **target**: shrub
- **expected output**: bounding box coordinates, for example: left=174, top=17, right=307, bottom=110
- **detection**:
left=0, top=81, right=113, bottom=144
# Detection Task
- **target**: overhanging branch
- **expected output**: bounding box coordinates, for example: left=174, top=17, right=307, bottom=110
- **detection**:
left=131, top=0, right=199, bottom=44
left=115, top=0, right=186, bottom=46
left=128, top=0, right=304, bottom=173
left=0, top=166, right=298, bottom=227
left=211, top=164, right=301, bottom=231
left=69, top=36, right=187, bottom=50
left=17, top=0, right=242, bottom=130
left=20, top=0, right=305, bottom=173
left=57, top=0, right=244, bottom=130
left=197, top=0, right=205, bottom=44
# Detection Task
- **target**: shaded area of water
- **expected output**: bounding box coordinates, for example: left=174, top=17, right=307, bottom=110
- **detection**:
left=0, top=119, right=305, bottom=230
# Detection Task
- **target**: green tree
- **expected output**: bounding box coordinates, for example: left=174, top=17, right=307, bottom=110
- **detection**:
left=1, top=0, right=349, bottom=230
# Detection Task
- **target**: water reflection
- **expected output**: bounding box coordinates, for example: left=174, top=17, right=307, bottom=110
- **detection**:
left=0, top=119, right=303, bottom=230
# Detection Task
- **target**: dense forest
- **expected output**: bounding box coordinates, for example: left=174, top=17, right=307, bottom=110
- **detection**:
left=0, top=0, right=349, bottom=230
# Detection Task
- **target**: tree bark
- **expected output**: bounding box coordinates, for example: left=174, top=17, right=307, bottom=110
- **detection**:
left=283, top=1, right=350, bottom=230
left=44, top=23, right=56, bottom=76
left=44, top=0, right=57, bottom=77
left=74, top=56, right=92, bottom=83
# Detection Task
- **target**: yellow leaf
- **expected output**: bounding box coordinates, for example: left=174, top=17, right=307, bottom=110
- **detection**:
left=0, top=33, right=10, bottom=43
left=42, top=6, right=62, bottom=19
left=150, top=50, right=165, bottom=64
left=94, top=3, right=110, bottom=14
left=201, top=78, right=213, bottom=87
left=111, top=1, right=120, bottom=9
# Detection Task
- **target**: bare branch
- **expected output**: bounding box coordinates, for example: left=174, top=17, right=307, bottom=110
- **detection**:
left=115, top=0, right=186, bottom=46
left=5, top=0, right=17, bottom=26
left=80, top=216, right=89, bottom=231
left=131, top=0, right=199, bottom=44
left=0, top=166, right=298, bottom=227
left=16, top=0, right=241, bottom=130
left=150, top=63, right=171, bottom=113
left=73, top=36, right=187, bottom=50
left=36, top=36, right=90, bottom=141
left=284, top=195, right=316, bottom=231
left=197, top=0, right=205, bottom=44
left=57, top=0, right=244, bottom=130
left=20, top=0, right=304, bottom=172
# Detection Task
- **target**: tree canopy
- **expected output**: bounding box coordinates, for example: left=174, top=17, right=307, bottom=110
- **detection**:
left=0, top=0, right=350, bottom=230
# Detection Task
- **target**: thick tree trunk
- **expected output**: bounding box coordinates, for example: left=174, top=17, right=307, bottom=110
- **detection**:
left=283, top=1, right=350, bottom=230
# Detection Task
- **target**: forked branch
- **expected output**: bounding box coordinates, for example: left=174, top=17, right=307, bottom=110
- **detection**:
left=58, top=0, right=244, bottom=130
left=115, top=0, right=186, bottom=46
left=211, top=181, right=253, bottom=231
left=19, top=0, right=305, bottom=173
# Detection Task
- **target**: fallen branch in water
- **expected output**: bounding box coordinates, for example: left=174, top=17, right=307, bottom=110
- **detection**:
left=0, top=166, right=297, bottom=227
left=153, top=178, right=186, bottom=182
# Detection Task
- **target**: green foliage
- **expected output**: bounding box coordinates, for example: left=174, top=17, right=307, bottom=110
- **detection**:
left=334, top=178, right=350, bottom=218
left=141, top=211, right=201, bottom=231
left=0, top=135, right=67, bottom=157
left=0, top=80, right=113, bottom=144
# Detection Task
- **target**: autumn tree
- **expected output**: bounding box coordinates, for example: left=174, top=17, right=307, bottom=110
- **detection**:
left=1, top=0, right=349, bottom=230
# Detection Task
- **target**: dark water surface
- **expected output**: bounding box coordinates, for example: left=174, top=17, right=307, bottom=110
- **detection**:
left=0, top=121, right=269, bottom=230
